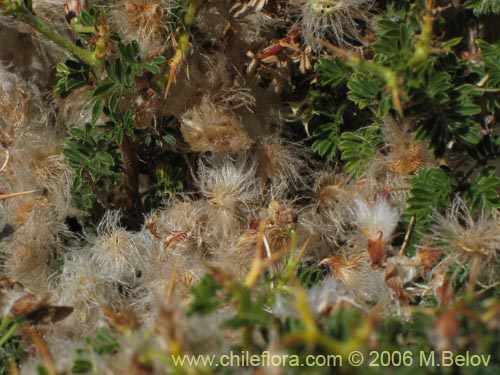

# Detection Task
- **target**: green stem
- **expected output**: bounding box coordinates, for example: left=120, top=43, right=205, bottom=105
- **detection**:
left=162, top=0, right=203, bottom=96
left=408, top=0, right=434, bottom=67
left=0, top=318, right=12, bottom=334
left=0, top=321, right=20, bottom=347
left=184, top=0, right=200, bottom=25
left=70, top=24, right=96, bottom=34
left=15, top=9, right=100, bottom=71
left=287, top=227, right=297, bottom=266
left=475, top=87, right=500, bottom=92
left=347, top=57, right=403, bottom=116
left=242, top=326, right=253, bottom=350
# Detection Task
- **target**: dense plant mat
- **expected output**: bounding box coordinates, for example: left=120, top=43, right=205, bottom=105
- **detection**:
left=1, top=0, right=500, bottom=374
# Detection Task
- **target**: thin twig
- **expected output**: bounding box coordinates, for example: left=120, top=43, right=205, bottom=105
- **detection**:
left=475, top=281, right=500, bottom=297
left=400, top=214, right=416, bottom=255
left=0, top=190, right=38, bottom=200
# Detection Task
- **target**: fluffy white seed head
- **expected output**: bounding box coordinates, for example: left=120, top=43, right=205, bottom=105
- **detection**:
left=180, top=96, right=253, bottom=152
left=55, top=250, right=108, bottom=332
left=354, top=195, right=400, bottom=243
left=195, top=155, right=260, bottom=240
left=2, top=211, right=68, bottom=290
left=434, top=198, right=500, bottom=256
left=431, top=197, right=500, bottom=285
left=301, top=171, right=355, bottom=247
left=197, top=155, right=259, bottom=213
left=90, top=211, right=142, bottom=284
left=255, top=136, right=307, bottom=198
left=111, top=0, right=167, bottom=59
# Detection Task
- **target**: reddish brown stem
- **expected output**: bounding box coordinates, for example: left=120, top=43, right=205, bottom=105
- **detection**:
left=258, top=30, right=300, bottom=60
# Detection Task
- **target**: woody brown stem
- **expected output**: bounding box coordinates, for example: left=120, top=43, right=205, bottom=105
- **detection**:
left=120, top=134, right=140, bottom=210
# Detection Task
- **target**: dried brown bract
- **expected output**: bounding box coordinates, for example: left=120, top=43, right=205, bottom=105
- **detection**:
left=384, top=264, right=409, bottom=304
left=354, top=194, right=400, bottom=267
left=1, top=276, right=73, bottom=324
left=64, top=0, right=88, bottom=24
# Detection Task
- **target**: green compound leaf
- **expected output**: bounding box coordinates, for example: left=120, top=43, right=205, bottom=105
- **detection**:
left=347, top=68, right=385, bottom=109
left=466, top=168, right=500, bottom=211
left=406, top=167, right=457, bottom=223
left=465, top=0, right=500, bottom=15
left=311, top=121, right=341, bottom=160
left=339, top=126, right=384, bottom=178
left=54, top=59, right=90, bottom=98
left=316, top=57, right=351, bottom=89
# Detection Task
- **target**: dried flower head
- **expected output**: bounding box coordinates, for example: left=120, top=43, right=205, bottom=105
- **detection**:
left=197, top=155, right=258, bottom=212
left=111, top=0, right=166, bottom=58
left=3, top=212, right=67, bottom=289
left=384, top=140, right=423, bottom=176
left=256, top=136, right=307, bottom=197
left=3, top=241, right=52, bottom=289
left=321, top=249, right=387, bottom=302
left=195, top=155, right=259, bottom=239
left=312, top=170, right=353, bottom=207
left=298, top=0, right=373, bottom=50
left=181, top=97, right=253, bottom=152
left=321, top=252, right=369, bottom=290
left=378, top=117, right=431, bottom=176
left=145, top=197, right=204, bottom=243
left=267, top=200, right=298, bottom=228
left=431, top=197, right=500, bottom=289
left=300, top=171, right=354, bottom=248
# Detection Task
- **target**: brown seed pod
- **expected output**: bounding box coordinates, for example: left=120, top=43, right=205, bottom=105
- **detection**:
left=367, top=231, right=386, bottom=268
left=1, top=276, right=73, bottom=324
left=384, top=264, right=409, bottom=304
left=9, top=294, right=73, bottom=324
